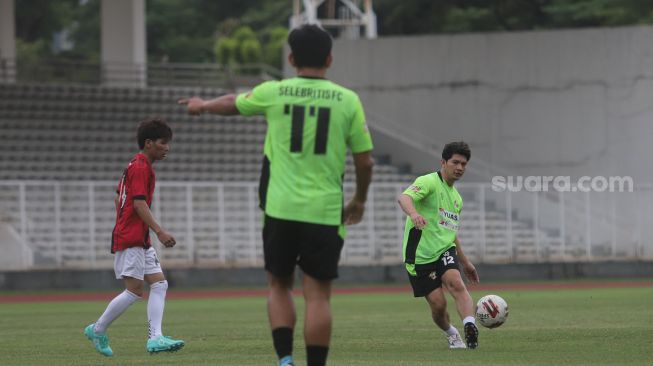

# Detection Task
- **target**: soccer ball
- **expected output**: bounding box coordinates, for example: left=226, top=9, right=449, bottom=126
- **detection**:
left=475, top=294, right=509, bottom=328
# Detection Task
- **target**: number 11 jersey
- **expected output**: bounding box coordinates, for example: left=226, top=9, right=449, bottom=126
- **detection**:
left=235, top=76, right=373, bottom=226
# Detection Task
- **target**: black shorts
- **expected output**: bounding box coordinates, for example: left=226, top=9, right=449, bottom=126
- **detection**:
left=407, top=247, right=460, bottom=297
left=263, top=215, right=344, bottom=281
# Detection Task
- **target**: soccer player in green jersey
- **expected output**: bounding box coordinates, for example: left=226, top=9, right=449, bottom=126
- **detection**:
left=398, top=141, right=480, bottom=350
left=179, top=25, right=374, bottom=366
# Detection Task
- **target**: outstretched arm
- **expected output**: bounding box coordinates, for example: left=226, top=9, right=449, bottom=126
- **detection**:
left=455, top=236, right=479, bottom=284
left=178, top=94, right=240, bottom=116
left=343, top=151, right=373, bottom=225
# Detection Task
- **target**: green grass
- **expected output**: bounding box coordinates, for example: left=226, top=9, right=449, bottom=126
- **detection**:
left=0, top=285, right=651, bottom=365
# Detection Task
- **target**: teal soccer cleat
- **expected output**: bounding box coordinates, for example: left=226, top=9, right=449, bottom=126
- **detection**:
left=84, top=324, right=113, bottom=357
left=278, top=355, right=295, bottom=366
left=146, top=335, right=185, bottom=354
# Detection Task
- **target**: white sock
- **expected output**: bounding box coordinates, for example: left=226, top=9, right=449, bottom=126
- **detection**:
left=147, top=280, right=168, bottom=340
left=94, top=290, right=140, bottom=334
left=444, top=325, right=459, bottom=337
left=463, top=316, right=476, bottom=325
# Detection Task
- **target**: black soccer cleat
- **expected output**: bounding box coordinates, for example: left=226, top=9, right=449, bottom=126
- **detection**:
left=464, top=322, right=479, bottom=349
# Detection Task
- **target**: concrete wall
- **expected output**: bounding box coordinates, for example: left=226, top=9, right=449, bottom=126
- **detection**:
left=0, top=0, right=16, bottom=83
left=326, top=26, right=653, bottom=183
left=1, top=262, right=651, bottom=290
left=0, top=223, right=33, bottom=270
left=100, top=0, right=146, bottom=86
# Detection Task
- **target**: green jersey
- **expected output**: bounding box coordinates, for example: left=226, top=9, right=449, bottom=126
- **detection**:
left=235, top=77, right=373, bottom=226
left=402, top=172, right=463, bottom=275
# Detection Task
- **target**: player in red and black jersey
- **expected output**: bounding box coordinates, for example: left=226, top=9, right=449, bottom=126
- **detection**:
left=112, top=149, right=155, bottom=252
left=84, top=118, right=185, bottom=356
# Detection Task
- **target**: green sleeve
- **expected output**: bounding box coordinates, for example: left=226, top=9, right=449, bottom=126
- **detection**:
left=347, top=95, right=373, bottom=153
left=235, top=81, right=277, bottom=116
left=402, top=175, right=432, bottom=203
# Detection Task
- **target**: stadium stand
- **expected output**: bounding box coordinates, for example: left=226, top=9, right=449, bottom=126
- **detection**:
left=0, top=83, right=419, bottom=269
left=0, top=83, right=410, bottom=182
left=1, top=83, right=636, bottom=269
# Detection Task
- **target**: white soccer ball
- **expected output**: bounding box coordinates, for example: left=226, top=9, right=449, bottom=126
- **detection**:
left=475, top=294, right=509, bottom=328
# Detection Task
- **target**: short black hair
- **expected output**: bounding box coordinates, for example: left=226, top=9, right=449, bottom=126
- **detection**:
left=137, top=117, right=172, bottom=149
left=288, top=24, right=332, bottom=68
left=442, top=141, right=471, bottom=161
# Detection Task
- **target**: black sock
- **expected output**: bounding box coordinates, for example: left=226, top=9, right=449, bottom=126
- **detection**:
left=306, top=345, right=329, bottom=366
left=272, top=327, right=293, bottom=359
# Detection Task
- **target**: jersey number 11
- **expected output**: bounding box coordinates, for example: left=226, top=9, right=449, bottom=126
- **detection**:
left=284, top=104, right=330, bottom=154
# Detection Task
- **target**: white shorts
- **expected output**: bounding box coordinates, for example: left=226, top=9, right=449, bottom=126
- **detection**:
left=114, top=247, right=162, bottom=280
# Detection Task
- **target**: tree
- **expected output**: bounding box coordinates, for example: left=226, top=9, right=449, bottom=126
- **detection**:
left=373, top=0, right=653, bottom=35
left=15, top=0, right=77, bottom=42
left=214, top=37, right=238, bottom=65
left=214, top=26, right=263, bottom=65
left=16, top=0, right=653, bottom=71
left=262, top=27, right=289, bottom=69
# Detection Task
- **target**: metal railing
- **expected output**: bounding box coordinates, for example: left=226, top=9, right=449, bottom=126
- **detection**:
left=0, top=180, right=649, bottom=270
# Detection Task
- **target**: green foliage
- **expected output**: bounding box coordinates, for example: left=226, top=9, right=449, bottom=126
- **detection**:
left=146, top=0, right=220, bottom=62
left=64, top=0, right=100, bottom=62
left=214, top=25, right=272, bottom=65
left=442, top=7, right=498, bottom=33
left=544, top=0, right=649, bottom=27
left=240, top=38, right=262, bottom=64
left=232, top=26, right=257, bottom=43
left=262, top=27, right=289, bottom=69
left=15, top=0, right=78, bottom=42
left=374, top=0, right=653, bottom=35
left=374, top=0, right=448, bottom=34
left=15, top=38, right=49, bottom=64
left=214, top=37, right=238, bottom=65
left=15, top=0, right=653, bottom=70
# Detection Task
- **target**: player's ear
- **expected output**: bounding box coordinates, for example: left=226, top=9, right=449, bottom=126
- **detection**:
left=288, top=53, right=296, bottom=67
left=325, top=54, right=333, bottom=68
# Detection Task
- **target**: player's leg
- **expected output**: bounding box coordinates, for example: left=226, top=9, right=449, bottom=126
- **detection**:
left=268, top=272, right=296, bottom=366
left=143, top=248, right=184, bottom=353
left=263, top=216, right=300, bottom=366
left=85, top=278, right=141, bottom=357
left=425, top=287, right=448, bottom=329
left=441, top=269, right=474, bottom=322
left=85, top=248, right=144, bottom=356
left=439, top=249, right=478, bottom=348
left=297, top=222, right=343, bottom=366
left=425, top=288, right=465, bottom=348
left=145, top=272, right=166, bottom=340
left=302, top=274, right=331, bottom=366
left=96, top=277, right=144, bottom=329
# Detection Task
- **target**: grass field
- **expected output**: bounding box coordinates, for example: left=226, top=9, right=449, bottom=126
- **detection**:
left=0, top=283, right=651, bottom=366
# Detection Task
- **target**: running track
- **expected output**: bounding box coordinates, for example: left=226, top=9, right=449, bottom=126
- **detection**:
left=1, top=281, right=651, bottom=304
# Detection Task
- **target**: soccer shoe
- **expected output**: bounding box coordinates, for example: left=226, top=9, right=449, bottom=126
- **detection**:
left=146, top=335, right=185, bottom=354
left=464, top=322, right=479, bottom=349
left=84, top=323, right=113, bottom=357
left=278, top=355, right=295, bottom=366
left=446, top=333, right=467, bottom=349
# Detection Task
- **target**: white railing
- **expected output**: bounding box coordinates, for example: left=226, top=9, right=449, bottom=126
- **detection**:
left=0, top=181, right=650, bottom=270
